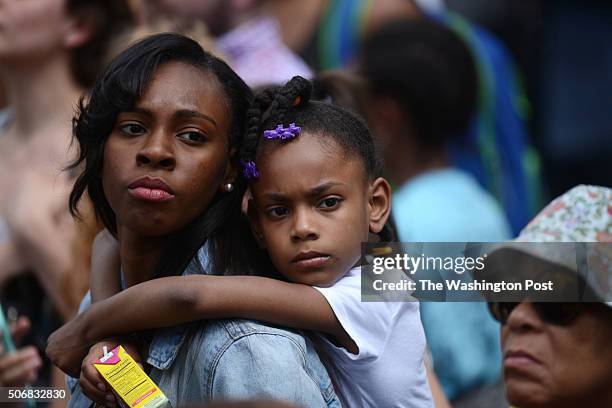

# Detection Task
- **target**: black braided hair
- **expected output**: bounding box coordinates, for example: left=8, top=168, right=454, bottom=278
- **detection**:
left=241, top=76, right=396, bottom=241
left=240, top=78, right=311, bottom=165
left=241, top=76, right=377, bottom=176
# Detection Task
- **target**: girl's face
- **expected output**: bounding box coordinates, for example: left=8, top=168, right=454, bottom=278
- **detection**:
left=102, top=61, right=233, bottom=237
left=0, top=0, right=77, bottom=62
left=249, top=133, right=390, bottom=287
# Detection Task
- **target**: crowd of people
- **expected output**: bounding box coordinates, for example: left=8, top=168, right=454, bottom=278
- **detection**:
left=0, top=1, right=610, bottom=408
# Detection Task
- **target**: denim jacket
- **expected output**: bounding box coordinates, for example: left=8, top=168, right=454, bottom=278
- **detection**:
left=67, top=246, right=340, bottom=407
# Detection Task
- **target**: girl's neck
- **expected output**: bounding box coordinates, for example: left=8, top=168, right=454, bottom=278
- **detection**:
left=0, top=53, right=83, bottom=139
left=118, top=227, right=170, bottom=287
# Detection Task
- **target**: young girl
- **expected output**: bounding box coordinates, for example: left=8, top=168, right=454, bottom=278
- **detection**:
left=49, top=76, right=433, bottom=407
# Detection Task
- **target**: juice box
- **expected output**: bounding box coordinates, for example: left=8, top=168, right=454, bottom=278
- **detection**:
left=94, top=345, right=170, bottom=408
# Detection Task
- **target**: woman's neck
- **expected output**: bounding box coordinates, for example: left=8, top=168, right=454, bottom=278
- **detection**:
left=0, top=53, right=83, bottom=139
left=118, top=227, right=169, bottom=288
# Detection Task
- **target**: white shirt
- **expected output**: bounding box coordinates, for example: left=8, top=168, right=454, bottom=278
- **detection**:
left=314, top=267, right=434, bottom=408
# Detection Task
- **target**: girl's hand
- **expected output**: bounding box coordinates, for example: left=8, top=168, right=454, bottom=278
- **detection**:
left=46, top=315, right=91, bottom=377
left=80, top=341, right=142, bottom=407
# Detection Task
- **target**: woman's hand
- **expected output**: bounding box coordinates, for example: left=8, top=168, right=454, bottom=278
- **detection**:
left=46, top=314, right=91, bottom=377
left=79, top=341, right=142, bottom=407
left=0, top=316, right=42, bottom=386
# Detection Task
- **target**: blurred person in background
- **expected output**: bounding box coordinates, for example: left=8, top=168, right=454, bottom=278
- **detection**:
left=535, top=1, right=612, bottom=195
left=360, top=18, right=511, bottom=407
left=417, top=1, right=542, bottom=236
left=129, top=0, right=313, bottom=87
left=444, top=0, right=612, bottom=196
left=129, top=0, right=420, bottom=87
left=0, top=0, right=133, bottom=395
left=259, top=0, right=421, bottom=71
left=482, top=185, right=612, bottom=407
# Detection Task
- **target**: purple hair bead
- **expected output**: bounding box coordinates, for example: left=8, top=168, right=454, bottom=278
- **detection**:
left=240, top=160, right=260, bottom=180
left=263, top=123, right=301, bottom=140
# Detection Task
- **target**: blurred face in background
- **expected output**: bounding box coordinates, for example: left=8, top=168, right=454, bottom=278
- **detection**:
left=0, top=0, right=88, bottom=65
left=0, top=0, right=66, bottom=62
left=501, top=302, right=612, bottom=407
left=139, top=0, right=254, bottom=35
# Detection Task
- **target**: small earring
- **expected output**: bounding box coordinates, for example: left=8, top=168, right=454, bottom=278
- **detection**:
left=224, top=183, right=234, bottom=192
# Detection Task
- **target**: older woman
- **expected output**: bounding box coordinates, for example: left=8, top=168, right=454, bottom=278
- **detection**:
left=484, top=185, right=612, bottom=407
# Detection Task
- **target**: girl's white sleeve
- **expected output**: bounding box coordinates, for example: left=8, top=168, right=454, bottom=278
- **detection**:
left=313, top=268, right=411, bottom=363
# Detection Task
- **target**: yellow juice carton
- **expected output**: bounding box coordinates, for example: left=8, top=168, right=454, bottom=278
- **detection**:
left=94, top=345, right=170, bottom=408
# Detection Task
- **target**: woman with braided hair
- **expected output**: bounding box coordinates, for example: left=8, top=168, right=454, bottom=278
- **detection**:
left=48, top=75, right=434, bottom=407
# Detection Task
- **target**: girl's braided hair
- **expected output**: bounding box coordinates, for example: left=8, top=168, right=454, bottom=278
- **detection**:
left=240, top=76, right=395, bottom=241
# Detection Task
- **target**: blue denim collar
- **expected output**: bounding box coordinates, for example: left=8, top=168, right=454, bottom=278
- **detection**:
left=146, top=325, right=191, bottom=370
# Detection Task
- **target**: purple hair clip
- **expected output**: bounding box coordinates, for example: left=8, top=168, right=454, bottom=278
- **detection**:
left=240, top=160, right=260, bottom=180
left=263, top=123, right=301, bottom=140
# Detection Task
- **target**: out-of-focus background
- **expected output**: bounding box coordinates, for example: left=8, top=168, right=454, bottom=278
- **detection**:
left=0, top=1, right=610, bottom=407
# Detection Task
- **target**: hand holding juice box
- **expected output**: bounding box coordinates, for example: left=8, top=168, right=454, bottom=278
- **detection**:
left=94, top=345, right=170, bottom=408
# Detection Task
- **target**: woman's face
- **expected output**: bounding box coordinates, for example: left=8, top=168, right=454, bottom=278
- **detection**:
left=102, top=61, right=232, bottom=238
left=502, top=302, right=612, bottom=407
left=0, top=0, right=73, bottom=62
